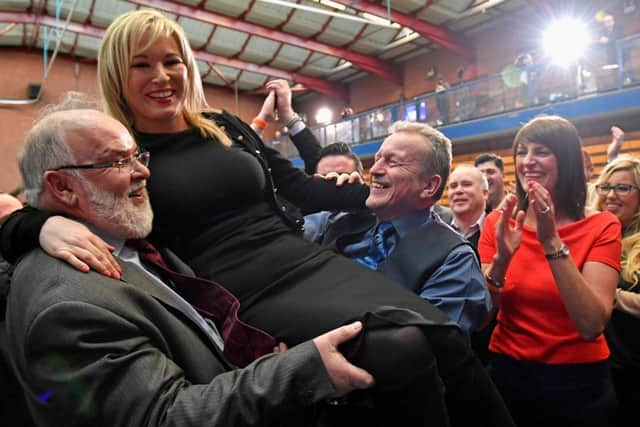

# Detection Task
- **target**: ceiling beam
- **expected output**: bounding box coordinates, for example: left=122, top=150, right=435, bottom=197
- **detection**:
left=127, top=0, right=400, bottom=84
left=329, top=0, right=474, bottom=60
left=0, top=11, right=105, bottom=37
left=0, top=11, right=347, bottom=99
left=195, top=49, right=347, bottom=99
left=410, top=0, right=436, bottom=18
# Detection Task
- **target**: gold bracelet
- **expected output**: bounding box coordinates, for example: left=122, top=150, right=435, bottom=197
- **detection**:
left=285, top=113, right=302, bottom=129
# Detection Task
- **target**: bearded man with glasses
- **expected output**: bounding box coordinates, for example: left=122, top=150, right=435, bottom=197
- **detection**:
left=4, top=108, right=375, bottom=426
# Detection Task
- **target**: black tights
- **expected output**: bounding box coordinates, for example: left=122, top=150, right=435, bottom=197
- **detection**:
left=321, top=324, right=514, bottom=427
left=343, top=325, right=449, bottom=426
left=343, top=325, right=439, bottom=390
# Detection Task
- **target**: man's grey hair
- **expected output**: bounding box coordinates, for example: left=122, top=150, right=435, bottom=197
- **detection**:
left=36, top=91, right=102, bottom=120
left=20, top=115, right=76, bottom=207
left=20, top=92, right=101, bottom=207
left=388, top=121, right=452, bottom=200
left=451, top=164, right=489, bottom=190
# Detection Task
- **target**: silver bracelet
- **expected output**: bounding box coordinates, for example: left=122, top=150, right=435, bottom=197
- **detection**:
left=544, top=243, right=570, bottom=260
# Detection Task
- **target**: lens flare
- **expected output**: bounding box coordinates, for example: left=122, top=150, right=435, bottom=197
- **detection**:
left=543, top=18, right=591, bottom=67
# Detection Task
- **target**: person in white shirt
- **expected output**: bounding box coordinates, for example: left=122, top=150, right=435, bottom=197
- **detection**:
left=448, top=165, right=488, bottom=248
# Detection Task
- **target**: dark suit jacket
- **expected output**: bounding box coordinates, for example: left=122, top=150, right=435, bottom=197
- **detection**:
left=290, top=127, right=321, bottom=175
left=0, top=256, right=35, bottom=426
left=6, top=249, right=335, bottom=427
left=466, top=229, right=480, bottom=249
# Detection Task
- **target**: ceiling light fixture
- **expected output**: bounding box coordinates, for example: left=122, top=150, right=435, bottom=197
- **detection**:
left=312, top=0, right=346, bottom=11
left=257, top=0, right=400, bottom=29
left=361, top=12, right=400, bottom=28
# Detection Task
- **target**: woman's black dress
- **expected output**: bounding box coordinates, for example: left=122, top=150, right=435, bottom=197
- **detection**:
left=135, top=116, right=454, bottom=344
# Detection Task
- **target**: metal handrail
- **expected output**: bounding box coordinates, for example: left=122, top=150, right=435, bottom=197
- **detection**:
left=268, top=32, right=640, bottom=156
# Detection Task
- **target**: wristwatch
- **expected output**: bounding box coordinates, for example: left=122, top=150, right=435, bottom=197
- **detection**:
left=484, top=268, right=504, bottom=288
left=545, top=243, right=570, bottom=260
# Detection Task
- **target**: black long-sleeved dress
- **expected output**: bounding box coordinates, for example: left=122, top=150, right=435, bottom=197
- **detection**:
left=133, top=112, right=456, bottom=343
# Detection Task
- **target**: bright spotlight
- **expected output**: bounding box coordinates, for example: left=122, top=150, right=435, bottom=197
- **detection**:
left=542, top=18, right=591, bottom=67
left=315, top=107, right=333, bottom=125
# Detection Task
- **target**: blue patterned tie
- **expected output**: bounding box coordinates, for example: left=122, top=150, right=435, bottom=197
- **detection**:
left=355, top=222, right=395, bottom=270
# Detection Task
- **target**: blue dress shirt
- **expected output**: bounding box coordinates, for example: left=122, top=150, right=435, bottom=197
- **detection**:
left=342, top=208, right=491, bottom=332
left=304, top=210, right=348, bottom=243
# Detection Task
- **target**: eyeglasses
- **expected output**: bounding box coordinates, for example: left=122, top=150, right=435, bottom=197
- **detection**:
left=50, top=151, right=150, bottom=175
left=595, top=183, right=640, bottom=197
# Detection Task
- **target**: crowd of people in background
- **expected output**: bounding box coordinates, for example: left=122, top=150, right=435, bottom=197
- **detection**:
left=309, top=10, right=635, bottom=133
left=1, top=6, right=639, bottom=427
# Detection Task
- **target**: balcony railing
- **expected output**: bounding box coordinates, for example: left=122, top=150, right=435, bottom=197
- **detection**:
left=266, top=33, right=640, bottom=159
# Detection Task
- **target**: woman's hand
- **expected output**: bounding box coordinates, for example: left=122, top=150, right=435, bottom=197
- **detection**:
left=527, top=180, right=560, bottom=248
left=611, top=125, right=624, bottom=143
left=494, top=193, right=525, bottom=263
left=264, top=79, right=295, bottom=123
left=256, top=91, right=276, bottom=124
left=40, top=216, right=121, bottom=278
left=273, top=342, right=288, bottom=353
left=317, top=171, right=364, bottom=186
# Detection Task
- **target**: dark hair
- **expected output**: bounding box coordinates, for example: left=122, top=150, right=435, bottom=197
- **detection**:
left=317, top=142, right=364, bottom=175
left=512, top=115, right=586, bottom=220
left=474, top=153, right=504, bottom=172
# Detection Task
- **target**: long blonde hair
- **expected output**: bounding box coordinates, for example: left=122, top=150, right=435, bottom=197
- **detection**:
left=594, top=156, right=640, bottom=288
left=97, top=9, right=231, bottom=146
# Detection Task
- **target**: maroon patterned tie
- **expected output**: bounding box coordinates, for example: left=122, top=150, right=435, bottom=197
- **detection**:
left=127, top=239, right=276, bottom=367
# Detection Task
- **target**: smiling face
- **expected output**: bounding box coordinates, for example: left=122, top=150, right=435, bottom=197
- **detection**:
left=597, top=169, right=640, bottom=228
left=124, top=33, right=189, bottom=133
left=448, top=166, right=488, bottom=219
left=512, top=116, right=586, bottom=219
left=476, top=160, right=504, bottom=205
left=366, top=131, right=435, bottom=220
left=64, top=111, right=154, bottom=239
left=515, top=139, right=559, bottom=199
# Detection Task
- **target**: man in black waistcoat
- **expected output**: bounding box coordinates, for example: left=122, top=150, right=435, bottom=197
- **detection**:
left=314, top=121, right=491, bottom=334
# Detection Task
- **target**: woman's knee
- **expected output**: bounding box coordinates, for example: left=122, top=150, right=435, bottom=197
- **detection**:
left=342, top=325, right=437, bottom=388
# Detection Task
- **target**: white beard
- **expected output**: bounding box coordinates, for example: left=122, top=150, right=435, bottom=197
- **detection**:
left=82, top=180, right=153, bottom=239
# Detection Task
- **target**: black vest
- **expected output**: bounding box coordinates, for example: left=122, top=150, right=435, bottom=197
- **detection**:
left=322, top=212, right=477, bottom=293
